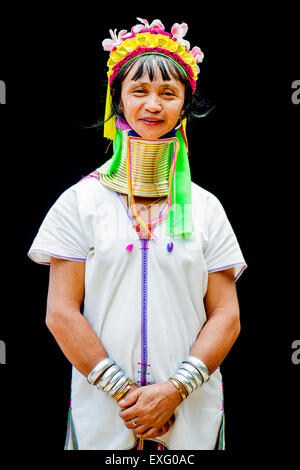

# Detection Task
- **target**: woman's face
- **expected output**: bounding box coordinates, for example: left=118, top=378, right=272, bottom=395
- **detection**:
left=119, top=60, right=186, bottom=139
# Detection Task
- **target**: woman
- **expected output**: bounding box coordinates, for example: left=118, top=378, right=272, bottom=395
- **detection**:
left=28, top=18, right=246, bottom=450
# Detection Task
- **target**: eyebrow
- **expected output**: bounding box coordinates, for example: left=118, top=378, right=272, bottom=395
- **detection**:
left=129, top=81, right=180, bottom=91
left=130, top=81, right=152, bottom=86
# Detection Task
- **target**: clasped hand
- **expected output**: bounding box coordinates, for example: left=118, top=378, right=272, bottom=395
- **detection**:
left=118, top=382, right=182, bottom=439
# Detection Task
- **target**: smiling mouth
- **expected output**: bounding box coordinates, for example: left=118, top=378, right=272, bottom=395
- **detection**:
left=141, top=118, right=163, bottom=125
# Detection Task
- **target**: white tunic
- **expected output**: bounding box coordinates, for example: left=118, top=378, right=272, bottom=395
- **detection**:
left=28, top=173, right=247, bottom=450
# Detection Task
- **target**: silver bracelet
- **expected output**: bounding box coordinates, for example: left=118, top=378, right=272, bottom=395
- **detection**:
left=170, top=356, right=209, bottom=399
left=179, top=362, right=204, bottom=387
left=103, top=370, right=124, bottom=393
left=97, top=364, right=121, bottom=390
left=108, top=375, right=128, bottom=397
left=173, top=371, right=193, bottom=395
left=87, top=358, right=115, bottom=385
left=176, top=367, right=198, bottom=391
left=183, top=355, right=210, bottom=383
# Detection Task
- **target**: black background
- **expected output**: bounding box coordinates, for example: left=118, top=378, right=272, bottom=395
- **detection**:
left=0, top=4, right=299, bottom=461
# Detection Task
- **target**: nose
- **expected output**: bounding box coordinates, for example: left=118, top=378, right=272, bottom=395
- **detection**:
left=144, top=93, right=162, bottom=113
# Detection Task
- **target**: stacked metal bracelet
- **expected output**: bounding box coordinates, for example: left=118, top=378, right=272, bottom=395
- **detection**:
left=87, top=358, right=133, bottom=401
left=169, top=355, right=210, bottom=401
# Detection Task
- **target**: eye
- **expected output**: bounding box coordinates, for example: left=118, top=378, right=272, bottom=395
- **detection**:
left=132, top=88, right=147, bottom=95
left=162, top=89, right=176, bottom=97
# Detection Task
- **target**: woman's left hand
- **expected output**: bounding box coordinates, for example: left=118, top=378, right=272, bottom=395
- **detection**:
left=118, top=381, right=181, bottom=438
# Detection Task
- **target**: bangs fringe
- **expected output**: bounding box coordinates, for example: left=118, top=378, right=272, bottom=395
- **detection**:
left=129, top=54, right=188, bottom=85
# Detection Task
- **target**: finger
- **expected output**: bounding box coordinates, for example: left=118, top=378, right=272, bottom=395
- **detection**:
left=117, top=389, right=132, bottom=408
left=134, top=423, right=150, bottom=435
left=119, top=389, right=139, bottom=408
left=168, top=416, right=175, bottom=427
left=125, top=418, right=139, bottom=430
left=119, top=405, right=139, bottom=421
left=123, top=418, right=149, bottom=434
left=137, top=427, right=161, bottom=439
left=137, top=421, right=169, bottom=438
left=125, top=419, right=149, bottom=434
left=170, top=414, right=175, bottom=424
left=159, top=422, right=170, bottom=436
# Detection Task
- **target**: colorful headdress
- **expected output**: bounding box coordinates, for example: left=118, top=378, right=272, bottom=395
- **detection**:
left=102, top=17, right=204, bottom=140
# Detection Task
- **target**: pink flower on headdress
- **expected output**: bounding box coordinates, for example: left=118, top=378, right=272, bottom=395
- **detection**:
left=171, top=22, right=190, bottom=50
left=131, top=17, right=165, bottom=34
left=102, top=28, right=130, bottom=52
left=190, top=46, right=204, bottom=64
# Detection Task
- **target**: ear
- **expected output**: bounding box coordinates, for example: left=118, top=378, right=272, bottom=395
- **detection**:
left=118, top=99, right=124, bottom=114
left=179, top=107, right=185, bottom=119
